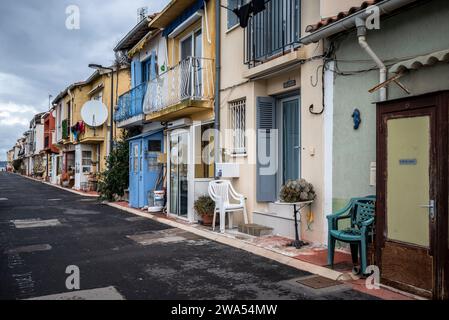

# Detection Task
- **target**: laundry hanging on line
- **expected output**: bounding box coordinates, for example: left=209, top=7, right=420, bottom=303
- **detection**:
left=232, top=0, right=267, bottom=28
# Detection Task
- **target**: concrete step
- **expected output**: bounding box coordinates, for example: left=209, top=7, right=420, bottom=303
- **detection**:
left=238, top=224, right=273, bottom=237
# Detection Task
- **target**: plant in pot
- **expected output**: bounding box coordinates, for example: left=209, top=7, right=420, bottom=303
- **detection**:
left=279, top=178, right=316, bottom=203
left=194, top=195, right=215, bottom=226
left=61, top=172, right=70, bottom=187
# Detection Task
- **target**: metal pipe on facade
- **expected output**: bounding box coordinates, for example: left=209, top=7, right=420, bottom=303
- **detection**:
left=355, top=18, right=387, bottom=101
left=214, top=0, right=221, bottom=177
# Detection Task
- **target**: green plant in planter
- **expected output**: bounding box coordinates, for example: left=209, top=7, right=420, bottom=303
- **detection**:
left=279, top=179, right=316, bottom=203
left=194, top=195, right=215, bottom=217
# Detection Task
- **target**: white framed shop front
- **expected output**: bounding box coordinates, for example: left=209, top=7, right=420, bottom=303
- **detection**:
left=166, top=126, right=194, bottom=222
left=74, top=144, right=93, bottom=190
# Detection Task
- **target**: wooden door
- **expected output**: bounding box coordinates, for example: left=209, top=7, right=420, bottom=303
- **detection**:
left=377, top=91, right=449, bottom=299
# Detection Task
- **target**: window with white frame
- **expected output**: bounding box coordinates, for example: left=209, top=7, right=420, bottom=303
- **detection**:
left=81, top=151, right=92, bottom=173
left=227, top=0, right=241, bottom=30
left=229, top=98, right=246, bottom=155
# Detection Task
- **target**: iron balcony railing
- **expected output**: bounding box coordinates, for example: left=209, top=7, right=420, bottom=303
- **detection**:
left=114, top=82, right=147, bottom=122
left=244, top=0, right=301, bottom=68
left=143, top=57, right=214, bottom=115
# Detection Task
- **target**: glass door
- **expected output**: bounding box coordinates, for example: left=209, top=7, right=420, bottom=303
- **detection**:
left=180, top=36, right=193, bottom=99
left=169, top=130, right=189, bottom=218
left=193, top=30, right=202, bottom=98
left=281, top=97, right=300, bottom=183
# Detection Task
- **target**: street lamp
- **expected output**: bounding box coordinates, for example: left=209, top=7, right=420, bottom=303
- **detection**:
left=88, top=63, right=114, bottom=155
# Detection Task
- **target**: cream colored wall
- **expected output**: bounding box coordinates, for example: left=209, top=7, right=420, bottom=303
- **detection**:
left=320, top=0, right=365, bottom=19
left=219, top=0, right=326, bottom=243
left=300, top=0, right=325, bottom=244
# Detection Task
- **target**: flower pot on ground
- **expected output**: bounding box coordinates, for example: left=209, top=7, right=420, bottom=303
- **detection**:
left=194, top=195, right=215, bottom=226
left=279, top=178, right=316, bottom=203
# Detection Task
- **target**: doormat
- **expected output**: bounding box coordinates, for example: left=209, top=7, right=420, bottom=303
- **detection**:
left=296, top=276, right=343, bottom=289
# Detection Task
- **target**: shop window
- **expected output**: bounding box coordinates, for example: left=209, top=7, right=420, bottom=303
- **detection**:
left=195, top=123, right=215, bottom=179
left=82, top=151, right=92, bottom=173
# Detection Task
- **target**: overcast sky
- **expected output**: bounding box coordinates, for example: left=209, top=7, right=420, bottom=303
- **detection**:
left=0, top=0, right=168, bottom=160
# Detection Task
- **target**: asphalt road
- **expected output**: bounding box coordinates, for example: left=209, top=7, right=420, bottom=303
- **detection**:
left=0, top=172, right=376, bottom=300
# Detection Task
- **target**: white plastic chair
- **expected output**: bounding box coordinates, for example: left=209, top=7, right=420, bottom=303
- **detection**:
left=208, top=180, right=249, bottom=233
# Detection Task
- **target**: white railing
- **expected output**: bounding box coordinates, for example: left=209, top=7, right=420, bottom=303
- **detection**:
left=143, top=57, right=214, bottom=115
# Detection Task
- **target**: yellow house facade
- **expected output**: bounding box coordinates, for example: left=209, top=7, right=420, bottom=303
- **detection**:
left=52, top=67, right=130, bottom=190
left=141, top=0, right=216, bottom=221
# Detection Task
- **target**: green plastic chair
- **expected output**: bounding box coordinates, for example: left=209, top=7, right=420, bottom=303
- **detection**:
left=327, top=196, right=376, bottom=275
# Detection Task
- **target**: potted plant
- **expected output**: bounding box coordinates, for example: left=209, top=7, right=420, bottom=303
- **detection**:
left=194, top=195, right=215, bottom=226
left=279, top=179, right=316, bottom=203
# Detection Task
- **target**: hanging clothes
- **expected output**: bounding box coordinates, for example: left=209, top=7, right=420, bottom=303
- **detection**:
left=232, top=0, right=267, bottom=28
left=233, top=3, right=252, bottom=28
left=252, top=0, right=266, bottom=15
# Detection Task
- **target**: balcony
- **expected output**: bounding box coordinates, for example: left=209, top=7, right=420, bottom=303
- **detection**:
left=244, top=0, right=303, bottom=72
left=114, top=82, right=147, bottom=128
left=143, top=57, right=214, bottom=121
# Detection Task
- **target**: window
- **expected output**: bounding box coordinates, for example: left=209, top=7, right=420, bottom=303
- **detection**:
left=229, top=98, right=246, bottom=155
left=148, top=140, right=162, bottom=152
left=133, top=144, right=139, bottom=172
left=82, top=151, right=92, bottom=173
left=227, top=0, right=241, bottom=30
left=195, top=123, right=215, bottom=179
left=92, top=92, right=102, bottom=101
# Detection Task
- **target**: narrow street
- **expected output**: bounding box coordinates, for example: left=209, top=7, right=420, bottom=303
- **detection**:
left=0, top=172, right=377, bottom=300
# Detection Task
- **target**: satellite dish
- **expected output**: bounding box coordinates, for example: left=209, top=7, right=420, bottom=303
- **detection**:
left=81, top=100, right=108, bottom=127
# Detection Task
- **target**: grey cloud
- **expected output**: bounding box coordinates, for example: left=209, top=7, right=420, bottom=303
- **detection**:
left=0, top=0, right=168, bottom=160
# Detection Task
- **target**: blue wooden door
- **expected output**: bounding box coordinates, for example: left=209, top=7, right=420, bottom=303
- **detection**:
left=141, top=132, right=164, bottom=207
left=129, top=140, right=141, bottom=208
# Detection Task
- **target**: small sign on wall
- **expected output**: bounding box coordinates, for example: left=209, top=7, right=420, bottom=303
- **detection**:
left=399, top=159, right=417, bottom=166
left=283, top=79, right=297, bottom=89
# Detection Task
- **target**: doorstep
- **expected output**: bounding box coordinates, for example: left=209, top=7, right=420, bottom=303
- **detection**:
left=108, top=201, right=417, bottom=300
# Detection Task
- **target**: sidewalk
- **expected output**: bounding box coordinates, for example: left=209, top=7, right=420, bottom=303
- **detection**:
left=108, top=201, right=417, bottom=300
left=15, top=172, right=418, bottom=300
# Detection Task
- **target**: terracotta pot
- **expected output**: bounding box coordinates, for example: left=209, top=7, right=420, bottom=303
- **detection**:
left=201, top=214, right=214, bottom=226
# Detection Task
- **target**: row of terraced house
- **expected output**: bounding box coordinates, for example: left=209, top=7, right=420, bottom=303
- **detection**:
left=7, top=0, right=449, bottom=299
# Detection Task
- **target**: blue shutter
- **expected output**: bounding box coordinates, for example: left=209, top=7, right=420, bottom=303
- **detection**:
left=131, top=60, right=136, bottom=88
left=256, top=97, right=277, bottom=202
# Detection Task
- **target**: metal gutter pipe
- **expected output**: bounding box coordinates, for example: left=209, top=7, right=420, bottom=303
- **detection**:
left=355, top=18, right=387, bottom=101
left=300, top=0, right=418, bottom=45
left=214, top=0, right=221, bottom=177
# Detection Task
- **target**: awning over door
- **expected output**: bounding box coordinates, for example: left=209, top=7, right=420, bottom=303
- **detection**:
left=390, top=49, right=449, bottom=73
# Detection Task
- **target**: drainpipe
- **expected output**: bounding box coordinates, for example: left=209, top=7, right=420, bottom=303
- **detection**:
left=214, top=0, right=221, bottom=177
left=355, top=18, right=387, bottom=102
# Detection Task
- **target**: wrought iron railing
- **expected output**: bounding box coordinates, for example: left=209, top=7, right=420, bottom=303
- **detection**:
left=244, top=0, right=301, bottom=68
left=143, top=57, right=214, bottom=115
left=114, top=82, right=147, bottom=122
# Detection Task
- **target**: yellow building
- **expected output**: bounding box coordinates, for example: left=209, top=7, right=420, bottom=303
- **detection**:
left=142, top=0, right=216, bottom=221
left=52, top=67, right=130, bottom=190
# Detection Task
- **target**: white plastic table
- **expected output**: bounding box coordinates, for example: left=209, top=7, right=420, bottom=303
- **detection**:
left=274, top=201, right=313, bottom=248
